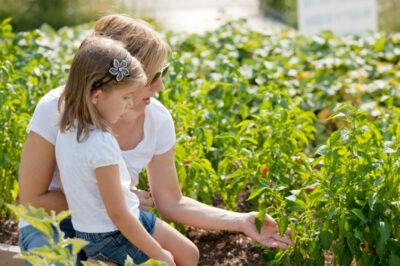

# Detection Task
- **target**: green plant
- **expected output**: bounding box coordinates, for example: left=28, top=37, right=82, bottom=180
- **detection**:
left=8, top=204, right=87, bottom=265
left=313, top=104, right=400, bottom=265
left=8, top=204, right=168, bottom=265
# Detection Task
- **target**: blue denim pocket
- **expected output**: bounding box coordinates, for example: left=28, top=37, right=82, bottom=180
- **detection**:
left=19, top=225, right=49, bottom=252
left=76, top=211, right=157, bottom=265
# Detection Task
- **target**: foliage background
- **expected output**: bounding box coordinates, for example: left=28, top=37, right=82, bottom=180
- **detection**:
left=1, top=14, right=400, bottom=265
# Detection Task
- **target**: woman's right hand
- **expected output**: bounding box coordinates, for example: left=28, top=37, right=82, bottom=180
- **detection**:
left=155, top=249, right=175, bottom=266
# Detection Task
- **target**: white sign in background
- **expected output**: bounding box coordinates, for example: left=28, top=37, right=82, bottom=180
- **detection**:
left=298, top=0, right=378, bottom=35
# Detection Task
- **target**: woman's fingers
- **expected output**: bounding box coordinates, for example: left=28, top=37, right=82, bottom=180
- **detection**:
left=271, top=233, right=293, bottom=246
left=261, top=238, right=290, bottom=249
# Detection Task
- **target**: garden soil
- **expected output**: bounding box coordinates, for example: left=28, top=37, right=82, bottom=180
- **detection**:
left=0, top=217, right=265, bottom=265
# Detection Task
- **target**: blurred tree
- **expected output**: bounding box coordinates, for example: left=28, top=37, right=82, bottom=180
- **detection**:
left=0, top=0, right=131, bottom=31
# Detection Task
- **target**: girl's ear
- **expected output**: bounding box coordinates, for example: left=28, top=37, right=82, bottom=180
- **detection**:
left=90, top=90, right=102, bottom=105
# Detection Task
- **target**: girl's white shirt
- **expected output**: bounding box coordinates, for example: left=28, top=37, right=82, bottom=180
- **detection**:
left=19, top=87, right=176, bottom=229
left=56, top=127, right=139, bottom=233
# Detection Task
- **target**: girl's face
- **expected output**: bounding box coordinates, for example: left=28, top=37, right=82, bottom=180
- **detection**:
left=91, top=84, right=140, bottom=124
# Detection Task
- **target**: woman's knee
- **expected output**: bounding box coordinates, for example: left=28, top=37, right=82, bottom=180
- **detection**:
left=175, top=239, right=199, bottom=265
left=152, top=219, right=199, bottom=265
left=184, top=242, right=200, bottom=264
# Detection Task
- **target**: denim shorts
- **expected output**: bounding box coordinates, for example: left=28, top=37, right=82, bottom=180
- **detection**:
left=76, top=210, right=157, bottom=265
left=19, top=217, right=87, bottom=266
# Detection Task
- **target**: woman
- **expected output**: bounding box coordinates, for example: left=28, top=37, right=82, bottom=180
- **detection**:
left=18, top=14, right=292, bottom=265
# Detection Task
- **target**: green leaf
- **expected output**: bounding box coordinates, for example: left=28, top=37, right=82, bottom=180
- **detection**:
left=277, top=214, right=289, bottom=236
left=389, top=253, right=400, bottom=266
left=255, top=210, right=266, bottom=233
left=56, top=210, right=71, bottom=224
left=377, top=237, right=386, bottom=258
left=374, top=35, right=387, bottom=52
left=7, top=204, right=53, bottom=237
left=368, top=193, right=378, bottom=210
left=243, top=137, right=258, bottom=145
left=320, top=230, right=333, bottom=249
left=351, top=209, right=368, bottom=224
left=327, top=131, right=342, bottom=146
left=71, top=238, right=88, bottom=256
left=204, top=130, right=213, bottom=150
left=29, top=246, right=61, bottom=261
left=247, top=187, right=267, bottom=201
left=354, top=229, right=364, bottom=241
left=314, top=145, right=327, bottom=156
left=326, top=112, right=346, bottom=121
left=124, top=255, right=137, bottom=266
left=285, top=195, right=296, bottom=202
left=378, top=221, right=391, bottom=243
left=142, top=259, right=168, bottom=265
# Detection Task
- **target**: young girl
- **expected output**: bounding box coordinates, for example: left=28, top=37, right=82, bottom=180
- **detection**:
left=55, top=35, right=175, bottom=265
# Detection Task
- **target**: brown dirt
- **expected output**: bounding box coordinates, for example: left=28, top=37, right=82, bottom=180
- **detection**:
left=1, top=216, right=265, bottom=265
left=0, top=217, right=19, bottom=245
left=187, top=227, right=265, bottom=266
left=1, top=214, right=338, bottom=265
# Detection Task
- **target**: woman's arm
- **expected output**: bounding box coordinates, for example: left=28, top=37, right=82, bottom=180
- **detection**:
left=147, top=148, right=292, bottom=248
left=18, top=132, right=68, bottom=212
left=95, top=165, right=174, bottom=264
left=147, top=148, right=246, bottom=230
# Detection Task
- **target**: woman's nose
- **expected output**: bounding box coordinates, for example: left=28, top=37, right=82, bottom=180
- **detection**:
left=148, top=78, right=164, bottom=92
left=127, top=96, right=134, bottom=109
left=153, top=79, right=164, bottom=93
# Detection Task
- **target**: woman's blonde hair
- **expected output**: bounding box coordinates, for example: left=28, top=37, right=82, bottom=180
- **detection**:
left=94, top=14, right=169, bottom=82
left=59, top=34, right=147, bottom=142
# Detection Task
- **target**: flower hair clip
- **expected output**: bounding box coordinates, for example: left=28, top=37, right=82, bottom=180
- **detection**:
left=109, top=59, right=130, bottom=82
left=91, top=58, right=131, bottom=91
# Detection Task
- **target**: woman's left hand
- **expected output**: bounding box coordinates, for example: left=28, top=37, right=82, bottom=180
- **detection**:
left=239, top=212, right=292, bottom=249
left=130, top=187, right=154, bottom=211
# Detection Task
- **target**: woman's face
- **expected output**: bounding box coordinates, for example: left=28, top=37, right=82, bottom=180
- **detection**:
left=128, top=68, right=166, bottom=113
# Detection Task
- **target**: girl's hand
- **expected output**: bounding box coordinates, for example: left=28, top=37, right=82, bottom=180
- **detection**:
left=239, top=212, right=292, bottom=249
left=155, top=249, right=175, bottom=266
left=130, top=187, right=154, bottom=211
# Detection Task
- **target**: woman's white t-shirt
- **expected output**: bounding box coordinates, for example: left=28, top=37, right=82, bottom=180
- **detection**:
left=19, top=87, right=176, bottom=228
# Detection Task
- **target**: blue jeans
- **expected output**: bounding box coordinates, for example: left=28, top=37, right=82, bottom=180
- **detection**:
left=19, top=217, right=87, bottom=266
left=76, top=210, right=156, bottom=265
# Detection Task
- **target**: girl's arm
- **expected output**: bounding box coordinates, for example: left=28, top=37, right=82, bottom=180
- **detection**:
left=18, top=132, right=68, bottom=212
left=95, top=165, right=173, bottom=263
left=147, top=148, right=292, bottom=248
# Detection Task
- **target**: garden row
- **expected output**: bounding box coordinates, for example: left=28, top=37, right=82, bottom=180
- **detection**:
left=1, top=18, right=399, bottom=265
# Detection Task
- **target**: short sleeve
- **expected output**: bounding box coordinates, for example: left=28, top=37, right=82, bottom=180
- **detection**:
left=86, top=132, right=120, bottom=169
left=27, top=90, right=61, bottom=145
left=154, top=111, right=176, bottom=155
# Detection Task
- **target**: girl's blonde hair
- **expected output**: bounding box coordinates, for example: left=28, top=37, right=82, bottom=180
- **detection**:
left=59, top=35, right=147, bottom=142
left=94, top=14, right=169, bottom=83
